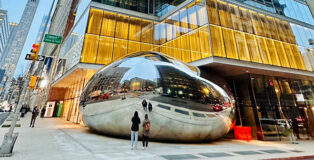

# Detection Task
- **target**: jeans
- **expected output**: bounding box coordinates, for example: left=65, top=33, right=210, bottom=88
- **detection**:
left=142, top=135, right=149, bottom=147
left=131, top=131, right=138, bottom=148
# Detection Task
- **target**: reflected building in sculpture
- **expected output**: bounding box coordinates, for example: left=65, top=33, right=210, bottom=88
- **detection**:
left=49, top=0, right=314, bottom=141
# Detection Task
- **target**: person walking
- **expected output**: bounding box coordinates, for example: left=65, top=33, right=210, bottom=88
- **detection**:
left=148, top=102, right=152, bottom=112
left=142, top=114, right=150, bottom=150
left=40, top=107, right=46, bottom=119
left=131, top=111, right=141, bottom=150
left=30, top=105, right=39, bottom=128
left=20, top=105, right=27, bottom=118
left=142, top=99, right=147, bottom=111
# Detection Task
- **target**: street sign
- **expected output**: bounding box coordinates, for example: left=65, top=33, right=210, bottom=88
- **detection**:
left=25, top=54, right=45, bottom=61
left=44, top=34, right=62, bottom=44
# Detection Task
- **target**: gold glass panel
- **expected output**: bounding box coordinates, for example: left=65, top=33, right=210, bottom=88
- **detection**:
left=115, top=14, right=129, bottom=39
left=128, top=41, right=141, bottom=54
left=283, top=43, right=297, bottom=69
left=87, top=8, right=103, bottom=35
left=172, top=38, right=182, bottom=60
left=234, top=31, right=250, bottom=61
left=141, top=19, right=154, bottom=44
left=266, top=39, right=280, bottom=66
left=250, top=11, right=264, bottom=36
left=165, top=42, right=173, bottom=57
left=267, top=16, right=280, bottom=40
left=256, top=37, right=271, bottom=64
left=210, top=25, right=225, bottom=57
left=189, top=30, right=201, bottom=61
left=206, top=0, right=220, bottom=25
left=258, top=14, right=271, bottom=38
left=81, top=34, right=99, bottom=63
left=182, top=49, right=191, bottom=63
left=239, top=8, right=254, bottom=34
left=129, top=17, right=141, bottom=41
left=229, top=4, right=243, bottom=31
left=199, top=25, right=211, bottom=58
left=245, top=34, right=262, bottom=63
left=222, top=28, right=238, bottom=59
left=291, top=45, right=306, bottom=70
left=274, top=19, right=288, bottom=43
left=274, top=41, right=290, bottom=68
left=152, top=46, right=160, bottom=52
left=217, top=0, right=232, bottom=28
left=283, top=22, right=296, bottom=44
left=141, top=43, right=154, bottom=51
left=101, top=11, right=116, bottom=37
left=96, top=36, right=114, bottom=64
left=112, top=39, right=128, bottom=61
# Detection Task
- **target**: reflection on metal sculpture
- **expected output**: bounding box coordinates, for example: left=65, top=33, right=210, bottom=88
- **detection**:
left=80, top=52, right=235, bottom=142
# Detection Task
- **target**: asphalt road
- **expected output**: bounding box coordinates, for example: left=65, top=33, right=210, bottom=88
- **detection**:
left=0, top=112, right=9, bottom=126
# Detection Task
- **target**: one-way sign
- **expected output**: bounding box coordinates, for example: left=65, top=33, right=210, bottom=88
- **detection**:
left=25, top=54, right=45, bottom=61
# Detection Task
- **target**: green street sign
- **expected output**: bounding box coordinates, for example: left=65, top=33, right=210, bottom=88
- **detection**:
left=44, top=34, right=62, bottom=44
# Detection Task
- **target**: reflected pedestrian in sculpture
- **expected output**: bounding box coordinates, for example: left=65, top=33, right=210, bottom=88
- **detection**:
left=148, top=102, right=152, bottom=112
left=40, top=107, right=46, bottom=119
left=142, top=99, right=147, bottom=111
left=142, top=114, right=150, bottom=150
left=131, top=111, right=141, bottom=150
left=30, top=105, right=39, bottom=128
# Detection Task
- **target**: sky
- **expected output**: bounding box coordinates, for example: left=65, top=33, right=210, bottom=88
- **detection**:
left=2, top=0, right=54, bottom=78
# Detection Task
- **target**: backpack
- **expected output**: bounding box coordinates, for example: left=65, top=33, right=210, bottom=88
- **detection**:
left=145, top=122, right=150, bottom=131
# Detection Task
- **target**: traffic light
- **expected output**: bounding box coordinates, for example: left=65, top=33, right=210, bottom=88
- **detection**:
left=30, top=43, right=41, bottom=62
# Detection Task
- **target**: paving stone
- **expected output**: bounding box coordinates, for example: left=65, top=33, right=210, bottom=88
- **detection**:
left=233, top=151, right=263, bottom=155
left=161, top=154, right=200, bottom=160
left=199, top=152, right=233, bottom=158
left=259, top=150, right=286, bottom=154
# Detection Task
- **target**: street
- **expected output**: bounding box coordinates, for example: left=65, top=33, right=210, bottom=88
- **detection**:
left=0, top=113, right=313, bottom=160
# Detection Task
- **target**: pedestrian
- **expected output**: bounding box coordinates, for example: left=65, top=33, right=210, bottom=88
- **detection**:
left=40, top=107, right=46, bottom=119
left=142, top=99, right=147, bottom=111
left=292, top=118, right=300, bottom=139
left=131, top=111, right=141, bottom=150
left=142, top=114, right=150, bottom=150
left=148, top=102, right=152, bottom=112
left=30, top=105, right=39, bottom=128
left=21, top=105, right=27, bottom=118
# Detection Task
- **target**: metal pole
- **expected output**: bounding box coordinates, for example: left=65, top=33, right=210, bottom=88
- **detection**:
left=0, top=0, right=56, bottom=156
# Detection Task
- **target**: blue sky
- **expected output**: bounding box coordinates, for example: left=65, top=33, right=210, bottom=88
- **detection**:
left=2, top=0, right=54, bottom=78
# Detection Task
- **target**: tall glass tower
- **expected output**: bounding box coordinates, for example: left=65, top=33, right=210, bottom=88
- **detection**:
left=0, top=0, right=40, bottom=99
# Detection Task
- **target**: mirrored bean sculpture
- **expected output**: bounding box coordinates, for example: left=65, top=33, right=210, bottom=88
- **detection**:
left=80, top=52, right=235, bottom=142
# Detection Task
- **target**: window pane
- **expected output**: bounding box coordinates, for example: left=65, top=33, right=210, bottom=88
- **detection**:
left=199, top=25, right=212, bottom=58
left=240, top=8, right=254, bottom=34
left=129, top=17, right=142, bottom=41
left=128, top=41, right=141, bottom=54
left=96, top=36, right=114, bottom=64
left=256, top=37, right=271, bottom=64
left=187, top=5, right=199, bottom=30
left=196, top=4, right=208, bottom=26
left=101, top=11, right=116, bottom=37
left=234, top=31, right=250, bottom=61
left=112, top=39, right=128, bottom=61
left=206, top=0, right=220, bottom=25
left=81, top=34, right=99, bottom=63
left=160, top=21, right=166, bottom=44
left=217, top=0, right=232, bottom=28
left=210, top=25, right=225, bottom=57
left=274, top=19, right=288, bottom=43
left=141, top=43, right=154, bottom=51
left=267, top=16, right=280, bottom=40
left=222, top=28, right=238, bottom=59
left=87, top=8, right=103, bottom=35
left=284, top=23, right=296, bottom=44
left=283, top=43, right=297, bottom=69
left=165, top=17, right=174, bottom=41
left=274, top=41, right=290, bottom=68
left=179, top=8, right=190, bottom=35
left=229, top=4, right=243, bottom=31
left=172, top=12, right=181, bottom=38
left=291, top=45, right=306, bottom=70
left=266, top=39, right=280, bottom=66
left=115, top=14, right=129, bottom=39
left=250, top=11, right=264, bottom=36
left=246, top=34, right=261, bottom=63
left=182, top=49, right=191, bottom=62
left=189, top=30, right=201, bottom=61
left=180, top=34, right=191, bottom=62
left=259, top=14, right=271, bottom=38
left=141, top=19, right=154, bottom=44
left=298, top=47, right=313, bottom=71
left=154, top=22, right=161, bottom=45
left=173, top=38, right=182, bottom=60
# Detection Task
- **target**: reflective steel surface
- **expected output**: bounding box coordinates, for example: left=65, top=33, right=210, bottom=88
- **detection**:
left=80, top=52, right=235, bottom=142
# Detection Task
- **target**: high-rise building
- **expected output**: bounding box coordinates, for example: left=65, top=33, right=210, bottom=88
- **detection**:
left=0, top=9, right=10, bottom=61
left=0, top=0, right=40, bottom=99
left=46, top=0, right=314, bottom=140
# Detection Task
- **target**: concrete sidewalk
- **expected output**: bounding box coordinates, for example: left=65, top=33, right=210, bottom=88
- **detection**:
left=0, top=113, right=313, bottom=160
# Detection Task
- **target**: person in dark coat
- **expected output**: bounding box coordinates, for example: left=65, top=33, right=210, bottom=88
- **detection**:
left=292, top=118, right=300, bottom=139
left=142, top=114, right=150, bottom=150
left=40, top=107, right=46, bottom=119
left=21, top=105, right=27, bottom=118
left=142, top=99, right=147, bottom=111
left=30, top=106, right=39, bottom=128
left=131, top=111, right=141, bottom=150
left=148, top=102, right=152, bottom=112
